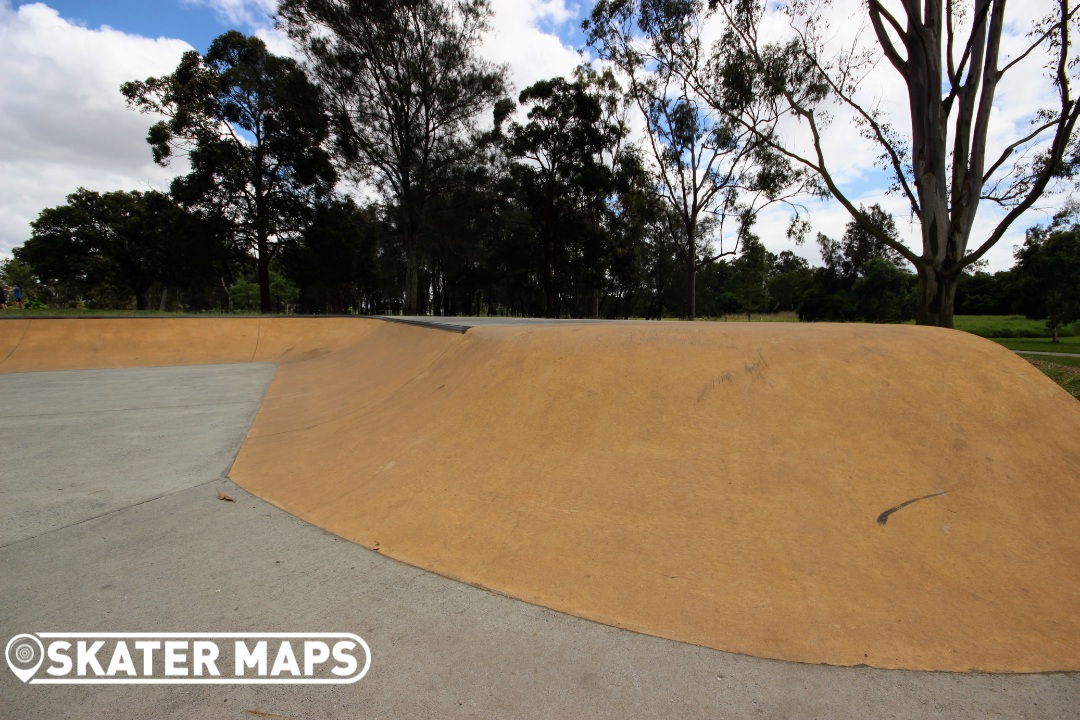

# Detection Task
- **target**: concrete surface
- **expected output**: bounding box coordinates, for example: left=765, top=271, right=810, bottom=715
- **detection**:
left=0, top=364, right=275, bottom=546
left=1, top=364, right=1076, bottom=718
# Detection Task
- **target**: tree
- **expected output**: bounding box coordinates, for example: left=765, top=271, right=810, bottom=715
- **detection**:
left=279, top=197, right=390, bottom=314
left=123, top=31, right=336, bottom=313
left=586, top=0, right=816, bottom=319
left=818, top=204, right=907, bottom=278
left=279, top=0, right=508, bottom=314
left=614, top=0, right=1080, bottom=327
left=1015, top=221, right=1080, bottom=342
left=16, top=188, right=205, bottom=309
left=767, top=250, right=814, bottom=312
left=505, top=67, right=635, bottom=317
left=801, top=205, right=916, bottom=322
left=729, top=231, right=771, bottom=319
left=0, top=258, right=39, bottom=307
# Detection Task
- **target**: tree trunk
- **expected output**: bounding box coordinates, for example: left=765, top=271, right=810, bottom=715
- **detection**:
left=159, top=286, right=168, bottom=312
left=688, top=264, right=697, bottom=320
left=404, top=242, right=419, bottom=315
left=686, top=221, right=697, bottom=320
left=220, top=277, right=233, bottom=313
left=543, top=233, right=556, bottom=318
left=916, top=265, right=958, bottom=328
left=258, top=235, right=272, bottom=315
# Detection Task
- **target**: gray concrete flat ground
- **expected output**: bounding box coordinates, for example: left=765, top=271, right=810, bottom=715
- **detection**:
left=1, top=363, right=1076, bottom=719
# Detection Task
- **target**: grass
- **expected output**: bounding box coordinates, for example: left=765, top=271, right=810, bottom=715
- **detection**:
left=706, top=312, right=800, bottom=323
left=991, top=336, right=1080, bottom=355
left=1025, top=358, right=1080, bottom=400
left=948, top=315, right=1080, bottom=397
left=952, top=314, right=1080, bottom=339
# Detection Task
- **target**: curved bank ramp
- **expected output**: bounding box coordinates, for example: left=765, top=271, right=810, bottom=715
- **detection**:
left=1, top=317, right=1077, bottom=673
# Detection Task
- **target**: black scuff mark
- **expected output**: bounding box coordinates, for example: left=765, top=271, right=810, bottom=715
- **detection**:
left=877, top=489, right=949, bottom=525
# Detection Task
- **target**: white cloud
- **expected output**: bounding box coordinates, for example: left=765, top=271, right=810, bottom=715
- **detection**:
left=482, top=0, right=584, bottom=95
left=0, top=2, right=191, bottom=257
left=183, top=0, right=295, bottom=55
left=183, top=0, right=275, bottom=30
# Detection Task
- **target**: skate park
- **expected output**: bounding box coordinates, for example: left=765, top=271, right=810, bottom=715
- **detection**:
left=1, top=316, right=1078, bottom=718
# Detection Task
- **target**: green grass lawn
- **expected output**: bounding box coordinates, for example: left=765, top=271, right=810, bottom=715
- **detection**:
left=949, top=316, right=1080, bottom=396
left=1025, top=358, right=1080, bottom=399
left=952, top=314, right=1080, bottom=339
left=990, top=336, right=1080, bottom=355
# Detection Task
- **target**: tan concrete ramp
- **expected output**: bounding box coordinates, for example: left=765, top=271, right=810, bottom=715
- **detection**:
left=230, top=321, right=1080, bottom=673
left=3, top=318, right=1078, bottom=672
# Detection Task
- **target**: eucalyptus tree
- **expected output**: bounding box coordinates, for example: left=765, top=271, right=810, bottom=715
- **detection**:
left=1016, top=216, right=1080, bottom=342
left=123, top=31, right=336, bottom=313
left=587, top=0, right=817, bottom=319
left=278, top=0, right=508, bottom=314
left=504, top=66, right=635, bottom=317
left=603, top=0, right=1080, bottom=326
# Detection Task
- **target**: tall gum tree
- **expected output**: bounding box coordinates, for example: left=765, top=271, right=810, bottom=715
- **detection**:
left=123, top=31, right=336, bottom=314
left=278, top=0, right=508, bottom=315
left=710, top=0, right=1080, bottom=327
left=587, top=0, right=819, bottom=319
left=601, top=0, right=1080, bottom=326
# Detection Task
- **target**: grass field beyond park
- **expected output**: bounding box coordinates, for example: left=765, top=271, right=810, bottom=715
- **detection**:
left=952, top=314, right=1080, bottom=339
left=949, top=316, right=1080, bottom=399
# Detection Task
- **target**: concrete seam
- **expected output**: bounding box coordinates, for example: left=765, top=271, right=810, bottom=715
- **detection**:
left=0, top=476, right=225, bottom=551
left=250, top=317, right=263, bottom=362
left=225, top=363, right=280, bottom=480
left=1, top=399, right=260, bottom=420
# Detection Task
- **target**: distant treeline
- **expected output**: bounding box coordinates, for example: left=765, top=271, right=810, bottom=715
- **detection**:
left=5, top=188, right=1074, bottom=331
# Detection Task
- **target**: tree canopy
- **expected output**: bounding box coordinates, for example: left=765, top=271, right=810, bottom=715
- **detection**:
left=122, top=30, right=336, bottom=313
left=278, top=0, right=508, bottom=314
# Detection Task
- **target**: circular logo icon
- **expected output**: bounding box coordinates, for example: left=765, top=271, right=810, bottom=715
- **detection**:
left=5, top=634, right=44, bottom=683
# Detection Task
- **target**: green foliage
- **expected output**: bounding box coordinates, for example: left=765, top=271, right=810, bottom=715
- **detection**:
left=953, top=315, right=1080, bottom=339
left=279, top=0, right=508, bottom=314
left=279, top=198, right=395, bottom=314
left=955, top=270, right=1021, bottom=315
left=505, top=66, right=647, bottom=317
left=123, top=31, right=335, bottom=313
left=1, top=258, right=40, bottom=305
left=15, top=188, right=227, bottom=310
left=586, top=0, right=816, bottom=320
left=1014, top=222, right=1080, bottom=342
left=230, top=270, right=300, bottom=314
left=799, top=205, right=916, bottom=322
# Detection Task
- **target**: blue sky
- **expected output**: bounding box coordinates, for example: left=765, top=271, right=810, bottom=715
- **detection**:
left=12, top=0, right=246, bottom=52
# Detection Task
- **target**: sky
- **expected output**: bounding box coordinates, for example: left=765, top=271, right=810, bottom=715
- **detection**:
left=0, top=0, right=1070, bottom=272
